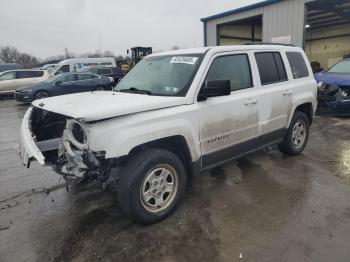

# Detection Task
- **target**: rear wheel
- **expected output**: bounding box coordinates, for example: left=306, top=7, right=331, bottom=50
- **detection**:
left=34, top=90, right=49, bottom=100
left=279, top=111, right=309, bottom=156
left=117, top=148, right=187, bottom=224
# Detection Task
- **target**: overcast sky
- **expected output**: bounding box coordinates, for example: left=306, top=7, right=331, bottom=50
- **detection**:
left=0, top=0, right=261, bottom=59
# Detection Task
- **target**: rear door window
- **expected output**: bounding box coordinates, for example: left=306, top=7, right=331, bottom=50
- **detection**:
left=101, top=68, right=111, bottom=74
left=286, top=52, right=309, bottom=79
left=255, top=52, right=288, bottom=85
left=205, top=54, right=253, bottom=91
left=17, top=71, right=37, bottom=79
left=77, top=74, right=94, bottom=81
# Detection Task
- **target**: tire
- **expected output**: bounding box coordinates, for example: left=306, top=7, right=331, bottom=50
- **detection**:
left=34, top=90, right=50, bottom=100
left=94, top=85, right=105, bottom=91
left=117, top=148, right=187, bottom=224
left=279, top=111, right=310, bottom=156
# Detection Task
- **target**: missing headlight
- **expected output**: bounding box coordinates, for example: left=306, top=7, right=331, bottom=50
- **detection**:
left=64, top=119, right=88, bottom=151
left=72, top=122, right=86, bottom=144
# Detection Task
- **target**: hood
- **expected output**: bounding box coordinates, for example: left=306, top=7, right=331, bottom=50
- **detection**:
left=32, top=91, right=189, bottom=121
left=314, top=72, right=350, bottom=86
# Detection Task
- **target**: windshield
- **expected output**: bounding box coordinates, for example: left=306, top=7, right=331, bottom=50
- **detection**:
left=115, top=54, right=202, bottom=96
left=45, top=65, right=56, bottom=74
left=43, top=74, right=61, bottom=83
left=328, top=60, right=350, bottom=73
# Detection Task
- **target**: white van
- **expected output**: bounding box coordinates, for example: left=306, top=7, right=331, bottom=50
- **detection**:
left=52, top=58, right=116, bottom=75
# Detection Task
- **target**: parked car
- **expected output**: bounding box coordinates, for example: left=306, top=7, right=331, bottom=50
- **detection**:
left=314, top=59, right=350, bottom=116
left=0, top=63, right=23, bottom=73
left=15, top=72, right=113, bottom=102
left=87, top=67, right=126, bottom=84
left=52, top=58, right=116, bottom=75
left=19, top=45, right=316, bottom=224
left=0, top=70, right=50, bottom=95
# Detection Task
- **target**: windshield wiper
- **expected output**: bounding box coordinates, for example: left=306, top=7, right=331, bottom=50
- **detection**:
left=118, top=87, right=152, bottom=95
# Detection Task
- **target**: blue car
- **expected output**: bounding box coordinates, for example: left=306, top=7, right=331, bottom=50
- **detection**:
left=315, top=59, right=350, bottom=116
left=15, top=72, right=114, bottom=102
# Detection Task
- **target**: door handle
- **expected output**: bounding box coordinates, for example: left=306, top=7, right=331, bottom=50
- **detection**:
left=244, top=98, right=258, bottom=105
left=283, top=90, right=293, bottom=96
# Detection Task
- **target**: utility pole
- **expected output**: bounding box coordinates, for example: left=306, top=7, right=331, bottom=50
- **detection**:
left=99, top=35, right=102, bottom=57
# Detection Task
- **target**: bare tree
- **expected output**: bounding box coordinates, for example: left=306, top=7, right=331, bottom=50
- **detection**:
left=115, top=55, right=124, bottom=61
left=102, top=50, right=114, bottom=57
left=17, top=53, right=38, bottom=68
left=0, top=46, right=20, bottom=63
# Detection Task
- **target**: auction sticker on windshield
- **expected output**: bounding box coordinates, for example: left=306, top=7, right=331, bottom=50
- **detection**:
left=170, top=56, right=198, bottom=65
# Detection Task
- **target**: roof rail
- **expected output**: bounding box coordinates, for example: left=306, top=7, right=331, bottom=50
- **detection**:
left=244, top=42, right=295, bottom=47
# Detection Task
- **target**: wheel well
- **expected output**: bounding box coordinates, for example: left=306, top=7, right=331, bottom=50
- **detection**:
left=127, top=136, right=194, bottom=177
left=295, top=103, right=313, bottom=125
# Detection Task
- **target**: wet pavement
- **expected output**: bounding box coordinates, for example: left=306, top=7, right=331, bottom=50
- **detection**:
left=0, top=99, right=350, bottom=262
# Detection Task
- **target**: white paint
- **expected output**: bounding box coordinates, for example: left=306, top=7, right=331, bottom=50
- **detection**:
left=31, top=91, right=189, bottom=122
left=21, top=45, right=317, bottom=167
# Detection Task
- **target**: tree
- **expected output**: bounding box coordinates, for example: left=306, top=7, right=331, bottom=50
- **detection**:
left=0, top=45, right=39, bottom=68
left=0, top=46, right=20, bottom=63
left=102, top=50, right=114, bottom=58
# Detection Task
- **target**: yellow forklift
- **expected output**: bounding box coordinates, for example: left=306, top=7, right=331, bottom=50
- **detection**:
left=128, top=46, right=152, bottom=65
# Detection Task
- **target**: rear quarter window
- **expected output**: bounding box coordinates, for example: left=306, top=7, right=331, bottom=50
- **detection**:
left=286, top=52, right=309, bottom=79
left=35, top=71, right=44, bottom=77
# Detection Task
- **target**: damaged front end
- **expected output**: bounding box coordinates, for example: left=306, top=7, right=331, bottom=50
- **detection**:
left=316, top=83, right=350, bottom=116
left=21, top=106, right=112, bottom=189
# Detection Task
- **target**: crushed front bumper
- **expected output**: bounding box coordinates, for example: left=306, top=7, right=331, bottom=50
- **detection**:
left=19, top=107, right=45, bottom=167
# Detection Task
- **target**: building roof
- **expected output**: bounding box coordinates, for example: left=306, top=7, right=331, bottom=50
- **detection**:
left=200, top=0, right=283, bottom=22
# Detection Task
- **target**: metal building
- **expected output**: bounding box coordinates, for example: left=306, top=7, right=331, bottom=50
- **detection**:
left=201, top=0, right=350, bottom=70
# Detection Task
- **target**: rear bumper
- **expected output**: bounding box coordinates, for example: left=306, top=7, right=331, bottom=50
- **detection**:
left=19, top=107, right=45, bottom=166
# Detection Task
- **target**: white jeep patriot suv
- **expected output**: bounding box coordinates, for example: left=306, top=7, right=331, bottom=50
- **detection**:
left=20, top=45, right=317, bottom=223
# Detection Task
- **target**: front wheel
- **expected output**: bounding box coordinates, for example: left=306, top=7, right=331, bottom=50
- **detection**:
left=117, top=148, right=187, bottom=224
left=34, top=90, right=49, bottom=100
left=279, top=111, right=310, bottom=156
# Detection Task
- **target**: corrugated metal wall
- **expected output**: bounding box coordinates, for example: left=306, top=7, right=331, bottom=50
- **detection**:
left=205, top=0, right=306, bottom=47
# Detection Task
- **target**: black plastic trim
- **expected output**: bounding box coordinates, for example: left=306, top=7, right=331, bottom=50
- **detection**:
left=201, top=128, right=286, bottom=170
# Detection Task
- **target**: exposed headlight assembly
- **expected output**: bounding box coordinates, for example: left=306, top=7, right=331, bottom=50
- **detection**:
left=64, top=119, right=88, bottom=151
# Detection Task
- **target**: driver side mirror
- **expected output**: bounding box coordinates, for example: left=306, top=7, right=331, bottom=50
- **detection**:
left=55, top=81, right=62, bottom=85
left=198, top=80, right=231, bottom=101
